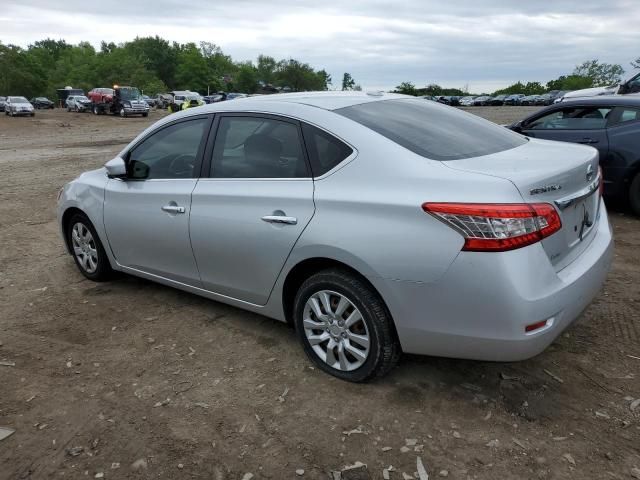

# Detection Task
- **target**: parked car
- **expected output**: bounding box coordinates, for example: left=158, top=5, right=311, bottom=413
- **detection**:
left=57, top=92, right=613, bottom=382
left=537, top=93, right=553, bottom=106
left=31, top=97, right=54, bottom=109
left=4, top=96, right=35, bottom=116
left=203, top=94, right=225, bottom=104
left=0, top=96, right=6, bottom=112
left=154, top=93, right=173, bottom=109
left=473, top=96, right=491, bottom=106
left=226, top=93, right=248, bottom=100
left=66, top=95, right=92, bottom=112
left=489, top=95, right=507, bottom=106
left=169, top=93, right=205, bottom=112
left=448, top=96, right=460, bottom=106
left=508, top=95, right=640, bottom=214
left=142, top=95, right=155, bottom=107
left=520, top=95, right=542, bottom=106
left=560, top=70, right=640, bottom=101
left=458, top=96, right=475, bottom=106
left=504, top=94, right=525, bottom=106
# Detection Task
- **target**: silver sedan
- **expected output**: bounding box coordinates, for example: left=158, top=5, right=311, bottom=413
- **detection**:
left=57, top=92, right=613, bottom=382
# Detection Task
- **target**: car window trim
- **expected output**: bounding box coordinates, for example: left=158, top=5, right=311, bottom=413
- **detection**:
left=201, top=112, right=313, bottom=180
left=123, top=113, right=214, bottom=181
left=299, top=121, right=358, bottom=179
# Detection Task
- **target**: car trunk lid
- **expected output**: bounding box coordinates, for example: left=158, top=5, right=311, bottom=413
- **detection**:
left=443, top=138, right=601, bottom=270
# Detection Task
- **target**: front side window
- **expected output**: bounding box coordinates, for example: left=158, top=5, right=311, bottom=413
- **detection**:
left=527, top=107, right=612, bottom=130
left=336, top=99, right=526, bottom=161
left=210, top=116, right=308, bottom=178
left=127, top=118, right=207, bottom=179
left=301, top=123, right=353, bottom=176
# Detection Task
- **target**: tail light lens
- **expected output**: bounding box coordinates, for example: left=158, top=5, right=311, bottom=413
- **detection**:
left=598, top=166, right=604, bottom=195
left=422, top=203, right=562, bottom=252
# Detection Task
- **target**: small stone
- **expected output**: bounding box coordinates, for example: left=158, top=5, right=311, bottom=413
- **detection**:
left=405, top=438, right=418, bottom=446
left=439, top=470, right=449, bottom=477
left=296, top=469, right=305, bottom=476
left=630, top=398, right=640, bottom=412
left=383, top=469, right=390, bottom=480
left=562, top=453, right=576, bottom=465
left=131, top=458, right=148, bottom=471
left=66, top=446, right=84, bottom=457
left=452, top=431, right=461, bottom=439
left=177, top=464, right=184, bottom=469
left=631, top=467, right=640, bottom=480
left=604, top=452, right=613, bottom=461
left=241, top=474, right=254, bottom=480
left=485, top=439, right=499, bottom=448
left=0, top=427, right=16, bottom=442
left=402, top=473, right=413, bottom=480
left=94, top=473, right=104, bottom=479
left=382, top=447, right=392, bottom=452
left=111, top=463, right=120, bottom=469
left=400, top=446, right=411, bottom=453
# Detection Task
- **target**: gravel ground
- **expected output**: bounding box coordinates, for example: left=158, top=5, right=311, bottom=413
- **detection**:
left=0, top=106, right=639, bottom=480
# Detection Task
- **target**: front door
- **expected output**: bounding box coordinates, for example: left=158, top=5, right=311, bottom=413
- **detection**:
left=190, top=114, right=315, bottom=305
left=103, top=115, right=211, bottom=285
left=521, top=105, right=611, bottom=161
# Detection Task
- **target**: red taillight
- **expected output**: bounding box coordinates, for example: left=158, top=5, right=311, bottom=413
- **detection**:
left=422, top=203, right=562, bottom=252
left=598, top=166, right=604, bottom=195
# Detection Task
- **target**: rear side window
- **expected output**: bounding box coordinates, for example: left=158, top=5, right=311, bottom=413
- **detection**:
left=336, top=99, right=526, bottom=161
left=608, top=106, right=640, bottom=126
left=301, top=124, right=353, bottom=176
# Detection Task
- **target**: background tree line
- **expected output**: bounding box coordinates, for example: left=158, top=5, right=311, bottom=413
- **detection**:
left=394, top=58, right=636, bottom=97
left=0, top=37, right=332, bottom=99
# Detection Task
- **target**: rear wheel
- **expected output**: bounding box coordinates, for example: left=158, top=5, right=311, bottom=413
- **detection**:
left=66, top=213, right=113, bottom=281
left=629, top=172, right=640, bottom=216
left=293, top=269, right=400, bottom=382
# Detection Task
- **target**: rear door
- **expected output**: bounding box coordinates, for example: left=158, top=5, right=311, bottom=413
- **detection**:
left=189, top=113, right=315, bottom=305
left=520, top=105, right=611, bottom=161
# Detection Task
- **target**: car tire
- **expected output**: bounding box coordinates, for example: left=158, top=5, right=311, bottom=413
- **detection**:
left=67, top=106, right=71, bottom=112
left=629, top=172, right=640, bottom=216
left=119, top=108, right=126, bottom=118
left=142, top=112, right=148, bottom=117
left=66, top=213, right=113, bottom=282
left=92, top=105, right=99, bottom=115
left=293, top=269, right=401, bottom=382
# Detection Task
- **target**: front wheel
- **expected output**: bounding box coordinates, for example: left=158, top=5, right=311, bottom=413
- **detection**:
left=293, top=269, right=400, bottom=382
left=629, top=172, right=640, bottom=216
left=66, top=213, right=113, bottom=281
left=119, top=108, right=126, bottom=118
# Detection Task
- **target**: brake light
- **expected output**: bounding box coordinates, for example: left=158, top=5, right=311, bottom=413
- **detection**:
left=422, top=203, right=562, bottom=252
left=598, top=166, right=603, bottom=195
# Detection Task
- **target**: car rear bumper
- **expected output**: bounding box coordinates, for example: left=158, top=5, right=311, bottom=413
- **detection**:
left=375, top=205, right=613, bottom=361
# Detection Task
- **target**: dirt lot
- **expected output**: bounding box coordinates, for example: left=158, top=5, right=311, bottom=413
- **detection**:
left=0, top=106, right=639, bottom=480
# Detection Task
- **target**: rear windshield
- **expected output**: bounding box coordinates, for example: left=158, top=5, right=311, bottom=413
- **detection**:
left=336, top=99, right=527, bottom=160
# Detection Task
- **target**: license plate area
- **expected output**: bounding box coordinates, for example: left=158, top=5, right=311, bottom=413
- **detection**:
left=564, top=188, right=599, bottom=248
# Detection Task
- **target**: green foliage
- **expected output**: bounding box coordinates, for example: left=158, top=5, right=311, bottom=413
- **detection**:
left=493, top=81, right=545, bottom=96
left=342, top=72, right=356, bottom=91
left=573, top=59, right=624, bottom=87
left=0, top=37, right=331, bottom=100
left=394, top=81, right=416, bottom=95
left=545, top=75, right=593, bottom=91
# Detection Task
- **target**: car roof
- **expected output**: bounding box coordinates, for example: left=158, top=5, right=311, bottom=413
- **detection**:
left=558, top=95, right=640, bottom=107
left=212, top=91, right=411, bottom=111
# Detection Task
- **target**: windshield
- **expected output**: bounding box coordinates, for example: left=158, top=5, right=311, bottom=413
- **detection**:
left=10, top=97, right=29, bottom=103
left=175, top=96, right=186, bottom=101
left=119, top=87, right=142, bottom=101
left=76, top=96, right=89, bottom=101
left=336, top=99, right=527, bottom=161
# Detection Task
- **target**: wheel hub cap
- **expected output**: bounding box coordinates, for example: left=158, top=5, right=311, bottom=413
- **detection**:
left=303, top=290, right=370, bottom=372
left=71, top=222, right=98, bottom=274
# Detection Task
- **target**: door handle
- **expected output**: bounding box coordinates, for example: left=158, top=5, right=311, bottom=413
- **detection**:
left=579, top=138, right=599, bottom=144
left=261, top=215, right=297, bottom=225
left=161, top=205, right=186, bottom=214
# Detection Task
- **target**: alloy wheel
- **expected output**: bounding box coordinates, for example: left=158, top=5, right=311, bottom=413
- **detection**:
left=303, top=290, right=370, bottom=371
left=71, top=222, right=99, bottom=274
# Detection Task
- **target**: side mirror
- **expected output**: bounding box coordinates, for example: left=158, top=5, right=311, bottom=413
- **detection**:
left=105, top=156, right=127, bottom=179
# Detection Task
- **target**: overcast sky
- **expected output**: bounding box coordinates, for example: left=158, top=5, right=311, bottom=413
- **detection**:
left=1, top=0, right=638, bottom=92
